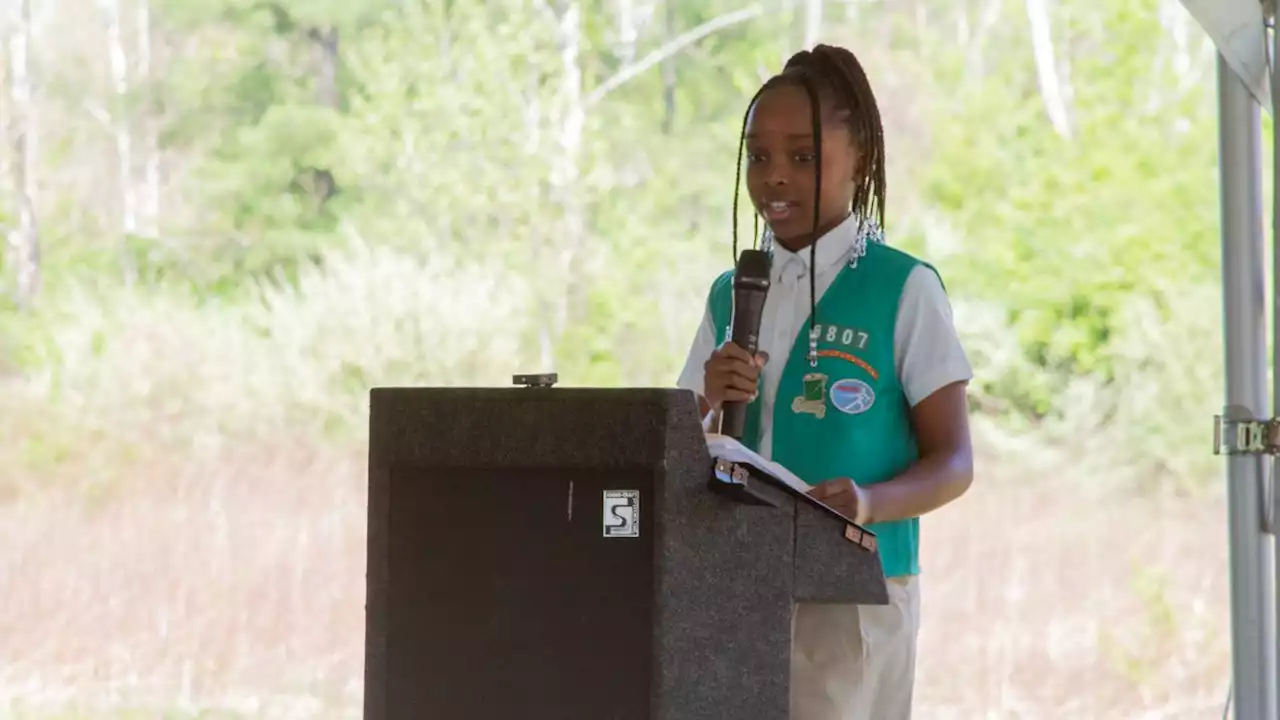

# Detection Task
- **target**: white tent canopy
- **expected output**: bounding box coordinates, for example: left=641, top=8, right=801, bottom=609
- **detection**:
left=1182, top=0, right=1277, bottom=717
left=1184, top=0, right=1271, bottom=108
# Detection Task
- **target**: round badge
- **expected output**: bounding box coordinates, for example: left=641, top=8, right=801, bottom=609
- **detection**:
left=829, top=378, right=875, bottom=415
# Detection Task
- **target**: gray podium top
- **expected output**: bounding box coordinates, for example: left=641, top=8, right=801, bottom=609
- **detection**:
left=365, top=386, right=888, bottom=720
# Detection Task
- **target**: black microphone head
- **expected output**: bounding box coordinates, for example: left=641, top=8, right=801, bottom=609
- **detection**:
left=722, top=248, right=771, bottom=438
left=734, top=249, right=771, bottom=284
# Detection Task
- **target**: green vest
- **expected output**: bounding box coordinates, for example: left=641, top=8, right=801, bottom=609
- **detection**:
left=708, top=242, right=933, bottom=578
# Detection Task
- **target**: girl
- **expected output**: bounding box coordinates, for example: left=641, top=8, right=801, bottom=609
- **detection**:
left=676, top=44, right=975, bottom=719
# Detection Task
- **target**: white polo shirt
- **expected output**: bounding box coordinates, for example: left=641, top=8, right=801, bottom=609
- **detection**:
left=676, top=215, right=974, bottom=460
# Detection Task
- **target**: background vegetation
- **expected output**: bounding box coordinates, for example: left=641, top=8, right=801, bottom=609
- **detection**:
left=0, top=0, right=1247, bottom=716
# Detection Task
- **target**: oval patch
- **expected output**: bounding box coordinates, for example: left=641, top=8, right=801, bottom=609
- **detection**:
left=829, top=378, right=875, bottom=415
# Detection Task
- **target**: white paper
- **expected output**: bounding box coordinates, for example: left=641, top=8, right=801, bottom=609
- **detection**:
left=705, top=433, right=812, bottom=496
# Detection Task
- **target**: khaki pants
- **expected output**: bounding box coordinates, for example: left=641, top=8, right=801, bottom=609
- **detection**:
left=790, top=576, right=922, bottom=720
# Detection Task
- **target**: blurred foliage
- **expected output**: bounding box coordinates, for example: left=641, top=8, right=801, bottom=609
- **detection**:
left=0, top=0, right=1237, bottom=486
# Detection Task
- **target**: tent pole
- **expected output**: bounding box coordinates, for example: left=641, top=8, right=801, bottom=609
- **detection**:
left=1268, top=13, right=1280, bottom=719
left=1219, top=50, right=1273, bottom=720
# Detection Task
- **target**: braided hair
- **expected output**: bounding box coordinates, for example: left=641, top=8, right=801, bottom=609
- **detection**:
left=731, top=44, right=887, bottom=357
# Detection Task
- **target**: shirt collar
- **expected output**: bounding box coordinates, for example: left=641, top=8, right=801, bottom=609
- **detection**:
left=770, top=213, right=861, bottom=276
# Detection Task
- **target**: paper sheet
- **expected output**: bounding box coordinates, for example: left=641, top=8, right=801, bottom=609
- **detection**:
left=704, top=433, right=813, bottom=496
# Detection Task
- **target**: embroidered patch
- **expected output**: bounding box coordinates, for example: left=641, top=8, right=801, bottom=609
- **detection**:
left=791, top=372, right=828, bottom=419
left=830, top=378, right=875, bottom=415
left=815, top=349, right=880, bottom=381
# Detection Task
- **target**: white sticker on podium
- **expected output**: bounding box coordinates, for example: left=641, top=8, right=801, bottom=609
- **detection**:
left=602, top=490, right=639, bottom=538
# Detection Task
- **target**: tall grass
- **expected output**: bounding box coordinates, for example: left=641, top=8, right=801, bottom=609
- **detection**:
left=955, top=279, right=1225, bottom=492
left=5, top=241, right=536, bottom=448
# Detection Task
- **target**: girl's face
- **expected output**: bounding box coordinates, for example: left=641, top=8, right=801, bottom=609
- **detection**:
left=744, top=84, right=859, bottom=250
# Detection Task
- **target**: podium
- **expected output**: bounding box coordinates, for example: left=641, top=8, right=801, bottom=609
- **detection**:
left=364, top=386, right=888, bottom=720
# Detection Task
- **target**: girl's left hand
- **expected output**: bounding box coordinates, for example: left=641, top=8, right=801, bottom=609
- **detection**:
left=808, top=477, right=861, bottom=522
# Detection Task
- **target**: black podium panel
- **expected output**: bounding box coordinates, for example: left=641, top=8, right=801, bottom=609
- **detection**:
left=365, top=387, right=886, bottom=720
left=388, top=465, right=655, bottom=718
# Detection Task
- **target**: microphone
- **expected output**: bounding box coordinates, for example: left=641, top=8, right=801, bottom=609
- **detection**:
left=720, top=249, right=771, bottom=440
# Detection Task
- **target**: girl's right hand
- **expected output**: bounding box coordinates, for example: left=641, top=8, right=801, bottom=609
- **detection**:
left=702, top=342, right=768, bottom=410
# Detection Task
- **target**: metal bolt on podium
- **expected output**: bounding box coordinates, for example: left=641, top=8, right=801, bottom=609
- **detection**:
left=513, top=373, right=558, bottom=388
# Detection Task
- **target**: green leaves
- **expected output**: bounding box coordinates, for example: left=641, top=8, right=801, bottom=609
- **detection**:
left=912, top=0, right=1220, bottom=420
left=1, top=0, right=1234, bottom=489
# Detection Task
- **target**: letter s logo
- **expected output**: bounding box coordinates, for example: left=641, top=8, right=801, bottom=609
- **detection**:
left=606, top=500, right=629, bottom=527
left=602, top=491, right=639, bottom=537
